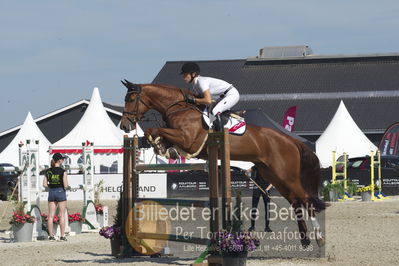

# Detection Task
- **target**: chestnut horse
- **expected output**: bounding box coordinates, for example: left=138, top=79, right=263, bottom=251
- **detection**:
left=120, top=80, right=326, bottom=247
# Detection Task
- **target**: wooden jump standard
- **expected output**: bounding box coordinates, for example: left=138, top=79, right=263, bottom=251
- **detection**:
left=121, top=129, right=232, bottom=257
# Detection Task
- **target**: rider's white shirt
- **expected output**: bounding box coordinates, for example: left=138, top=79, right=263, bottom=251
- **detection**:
left=192, top=76, right=232, bottom=99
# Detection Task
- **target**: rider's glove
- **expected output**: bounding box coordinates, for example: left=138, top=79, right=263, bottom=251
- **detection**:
left=185, top=94, right=196, bottom=105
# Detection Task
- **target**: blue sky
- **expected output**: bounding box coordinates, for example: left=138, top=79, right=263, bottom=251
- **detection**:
left=1, top=0, right=399, bottom=132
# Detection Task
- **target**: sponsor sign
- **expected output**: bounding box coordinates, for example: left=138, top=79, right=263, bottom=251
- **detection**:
left=39, top=173, right=167, bottom=201
left=167, top=171, right=259, bottom=198
left=379, top=122, right=399, bottom=155
left=138, top=173, right=167, bottom=198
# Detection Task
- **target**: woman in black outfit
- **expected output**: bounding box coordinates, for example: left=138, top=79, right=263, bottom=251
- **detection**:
left=43, top=153, right=69, bottom=241
left=246, top=165, right=273, bottom=232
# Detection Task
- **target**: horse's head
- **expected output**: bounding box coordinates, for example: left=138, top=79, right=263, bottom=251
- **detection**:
left=120, top=79, right=151, bottom=133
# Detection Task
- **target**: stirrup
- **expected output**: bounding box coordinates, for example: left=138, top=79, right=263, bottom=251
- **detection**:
left=213, top=115, right=223, bottom=132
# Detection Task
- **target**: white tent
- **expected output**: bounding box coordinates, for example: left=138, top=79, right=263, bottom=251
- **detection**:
left=52, top=87, right=122, bottom=148
left=51, top=87, right=124, bottom=172
left=316, top=100, right=377, bottom=167
left=0, top=112, right=51, bottom=166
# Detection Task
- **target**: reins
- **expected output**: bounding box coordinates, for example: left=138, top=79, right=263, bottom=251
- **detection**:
left=124, top=87, right=206, bottom=123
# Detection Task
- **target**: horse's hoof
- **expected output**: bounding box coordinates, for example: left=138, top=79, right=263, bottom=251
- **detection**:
left=158, top=146, right=167, bottom=157
left=153, top=143, right=166, bottom=157
left=316, top=236, right=326, bottom=247
left=167, top=147, right=180, bottom=160
left=301, top=237, right=311, bottom=248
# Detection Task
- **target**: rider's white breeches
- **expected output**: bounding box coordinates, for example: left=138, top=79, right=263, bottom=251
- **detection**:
left=211, top=87, right=240, bottom=115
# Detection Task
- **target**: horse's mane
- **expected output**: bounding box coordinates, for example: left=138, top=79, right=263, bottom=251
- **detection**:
left=145, top=83, right=195, bottom=96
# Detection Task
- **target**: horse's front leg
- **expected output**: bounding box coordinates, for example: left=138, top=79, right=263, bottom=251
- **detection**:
left=145, top=128, right=188, bottom=158
left=144, top=128, right=168, bottom=156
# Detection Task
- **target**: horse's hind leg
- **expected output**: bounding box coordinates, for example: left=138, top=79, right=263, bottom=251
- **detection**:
left=292, top=199, right=311, bottom=247
left=305, top=199, right=325, bottom=247
left=293, top=197, right=325, bottom=248
left=256, top=163, right=319, bottom=248
left=255, top=164, right=311, bottom=247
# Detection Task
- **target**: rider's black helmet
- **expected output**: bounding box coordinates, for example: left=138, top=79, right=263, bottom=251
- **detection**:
left=180, top=62, right=200, bottom=75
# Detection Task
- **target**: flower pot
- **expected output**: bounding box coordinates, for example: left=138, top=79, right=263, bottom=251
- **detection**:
left=110, top=238, right=122, bottom=256
left=329, top=188, right=338, bottom=202
left=222, top=251, right=248, bottom=266
left=97, top=214, right=104, bottom=228
left=12, top=223, right=33, bottom=242
left=70, top=221, right=82, bottom=234
left=361, top=191, right=372, bottom=201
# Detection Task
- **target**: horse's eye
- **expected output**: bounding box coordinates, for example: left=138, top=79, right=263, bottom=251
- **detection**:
left=125, top=95, right=132, bottom=103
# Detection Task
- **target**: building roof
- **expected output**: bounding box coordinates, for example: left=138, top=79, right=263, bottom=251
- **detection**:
left=0, top=89, right=149, bottom=157
left=244, top=109, right=315, bottom=150
left=0, top=98, right=124, bottom=153
left=152, top=54, right=399, bottom=134
left=0, top=100, right=122, bottom=139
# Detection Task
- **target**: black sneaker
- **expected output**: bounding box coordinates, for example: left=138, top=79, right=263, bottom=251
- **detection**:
left=248, top=226, right=255, bottom=232
left=59, top=236, right=67, bottom=241
left=48, top=236, right=56, bottom=241
left=265, top=227, right=272, bottom=232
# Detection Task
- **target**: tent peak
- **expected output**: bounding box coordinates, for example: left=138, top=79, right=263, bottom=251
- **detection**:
left=52, top=87, right=123, bottom=147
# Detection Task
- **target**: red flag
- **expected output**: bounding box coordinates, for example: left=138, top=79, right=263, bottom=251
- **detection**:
left=379, top=122, right=399, bottom=155
left=281, top=106, right=297, bottom=132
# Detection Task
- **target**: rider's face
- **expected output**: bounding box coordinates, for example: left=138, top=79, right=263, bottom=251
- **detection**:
left=182, top=73, right=193, bottom=83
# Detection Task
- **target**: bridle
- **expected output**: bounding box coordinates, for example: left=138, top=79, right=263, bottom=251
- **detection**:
left=122, top=91, right=150, bottom=124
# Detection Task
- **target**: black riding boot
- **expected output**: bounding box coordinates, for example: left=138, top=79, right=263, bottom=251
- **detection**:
left=213, top=114, right=223, bottom=132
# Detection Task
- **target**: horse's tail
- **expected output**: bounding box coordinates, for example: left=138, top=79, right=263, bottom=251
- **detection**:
left=296, top=141, right=327, bottom=213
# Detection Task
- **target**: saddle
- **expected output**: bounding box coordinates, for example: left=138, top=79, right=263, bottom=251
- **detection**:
left=220, top=110, right=246, bottom=124
left=202, top=109, right=247, bottom=136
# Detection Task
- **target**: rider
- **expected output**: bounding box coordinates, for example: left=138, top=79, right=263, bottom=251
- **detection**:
left=180, top=62, right=240, bottom=131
